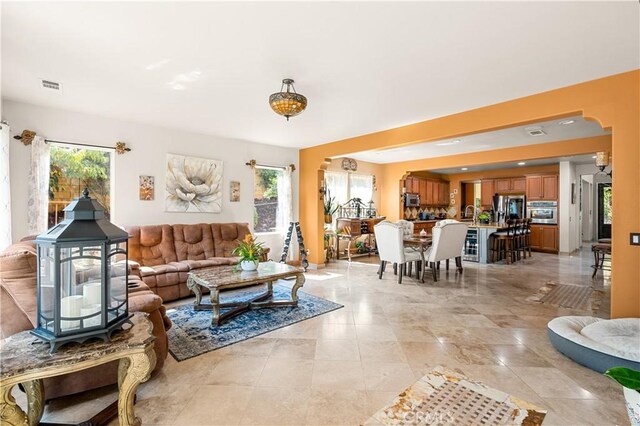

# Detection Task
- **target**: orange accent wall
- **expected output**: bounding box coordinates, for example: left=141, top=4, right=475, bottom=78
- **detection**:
left=299, top=70, right=639, bottom=318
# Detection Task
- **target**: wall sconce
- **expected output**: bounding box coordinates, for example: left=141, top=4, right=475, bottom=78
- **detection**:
left=595, top=151, right=612, bottom=178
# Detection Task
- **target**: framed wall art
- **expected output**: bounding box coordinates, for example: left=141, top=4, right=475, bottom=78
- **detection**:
left=230, top=181, right=240, bottom=202
left=165, top=154, right=223, bottom=213
left=139, top=175, right=154, bottom=201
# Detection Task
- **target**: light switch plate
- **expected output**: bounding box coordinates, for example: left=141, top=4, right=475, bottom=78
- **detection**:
left=631, top=233, right=640, bottom=246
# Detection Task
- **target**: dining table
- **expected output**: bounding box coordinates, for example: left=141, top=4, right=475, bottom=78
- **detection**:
left=403, top=234, right=433, bottom=283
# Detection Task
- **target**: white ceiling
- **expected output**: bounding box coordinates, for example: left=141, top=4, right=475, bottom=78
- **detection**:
left=431, top=154, right=598, bottom=176
left=1, top=2, right=638, bottom=149
left=347, top=116, right=609, bottom=164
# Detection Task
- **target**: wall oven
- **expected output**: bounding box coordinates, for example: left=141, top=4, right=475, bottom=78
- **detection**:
left=527, top=201, right=558, bottom=224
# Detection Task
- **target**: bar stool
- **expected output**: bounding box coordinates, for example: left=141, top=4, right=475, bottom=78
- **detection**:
left=592, top=242, right=612, bottom=277
left=523, top=218, right=532, bottom=258
left=491, top=220, right=517, bottom=264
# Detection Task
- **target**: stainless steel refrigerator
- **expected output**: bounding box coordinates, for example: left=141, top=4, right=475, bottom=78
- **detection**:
left=492, top=194, right=526, bottom=222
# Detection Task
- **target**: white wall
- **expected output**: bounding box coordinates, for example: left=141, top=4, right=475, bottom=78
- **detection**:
left=575, top=163, right=612, bottom=241
left=580, top=174, right=593, bottom=243
left=559, top=161, right=580, bottom=254
left=2, top=100, right=299, bottom=258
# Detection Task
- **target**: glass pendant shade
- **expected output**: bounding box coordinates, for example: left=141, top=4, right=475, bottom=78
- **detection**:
left=269, top=79, right=307, bottom=121
left=595, top=151, right=610, bottom=168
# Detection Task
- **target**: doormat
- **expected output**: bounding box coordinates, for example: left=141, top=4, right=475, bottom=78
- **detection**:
left=526, top=281, right=604, bottom=313
left=166, top=284, right=342, bottom=361
left=364, top=366, right=546, bottom=425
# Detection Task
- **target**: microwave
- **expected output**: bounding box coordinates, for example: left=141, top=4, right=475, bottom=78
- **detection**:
left=526, top=201, right=558, bottom=224
left=404, top=193, right=420, bottom=207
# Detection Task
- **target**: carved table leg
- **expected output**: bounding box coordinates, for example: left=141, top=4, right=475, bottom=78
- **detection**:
left=186, top=276, right=202, bottom=306
left=210, top=288, right=220, bottom=326
left=22, top=380, right=44, bottom=426
left=0, top=383, right=28, bottom=426
left=291, top=273, right=305, bottom=303
left=118, top=347, right=156, bottom=426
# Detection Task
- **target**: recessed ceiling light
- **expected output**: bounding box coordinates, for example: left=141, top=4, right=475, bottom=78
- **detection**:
left=558, top=119, right=576, bottom=125
left=436, top=139, right=460, bottom=146
left=518, top=162, right=526, bottom=166
left=461, top=167, right=468, bottom=171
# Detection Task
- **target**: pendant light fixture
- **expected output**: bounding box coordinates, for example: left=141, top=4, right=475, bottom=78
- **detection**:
left=269, top=78, right=307, bottom=121
left=595, top=151, right=612, bottom=178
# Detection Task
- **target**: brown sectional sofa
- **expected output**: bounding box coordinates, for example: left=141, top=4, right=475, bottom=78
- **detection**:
left=0, top=239, right=172, bottom=399
left=124, top=222, right=261, bottom=302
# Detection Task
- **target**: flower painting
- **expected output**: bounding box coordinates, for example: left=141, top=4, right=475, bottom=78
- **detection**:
left=165, top=154, right=223, bottom=213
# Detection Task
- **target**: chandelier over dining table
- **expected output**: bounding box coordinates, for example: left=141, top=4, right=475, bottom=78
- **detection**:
left=269, top=78, right=307, bottom=121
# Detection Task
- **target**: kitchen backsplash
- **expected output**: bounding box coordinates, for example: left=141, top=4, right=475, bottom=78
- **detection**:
left=404, top=206, right=457, bottom=220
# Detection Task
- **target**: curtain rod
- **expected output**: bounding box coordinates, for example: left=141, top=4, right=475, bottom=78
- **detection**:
left=246, top=159, right=296, bottom=172
left=13, top=130, right=131, bottom=154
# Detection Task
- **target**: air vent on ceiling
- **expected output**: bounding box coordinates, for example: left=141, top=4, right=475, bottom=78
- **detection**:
left=41, top=79, right=62, bottom=92
left=525, top=126, right=546, bottom=137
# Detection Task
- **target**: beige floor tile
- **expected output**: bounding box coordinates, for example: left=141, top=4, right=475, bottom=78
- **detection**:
left=206, top=356, right=267, bottom=386
left=269, top=338, right=317, bottom=359
left=239, top=387, right=310, bottom=425
left=453, top=313, right=500, bottom=328
left=358, top=340, right=407, bottom=363
left=175, top=385, right=253, bottom=425
left=305, top=389, right=368, bottom=425
left=364, top=391, right=401, bottom=417
left=352, top=311, right=390, bottom=325
left=511, top=367, right=597, bottom=399
left=457, top=365, right=546, bottom=406
left=214, top=337, right=276, bottom=357
left=319, top=309, right=355, bottom=324
left=486, top=344, right=552, bottom=367
left=542, top=397, right=629, bottom=426
left=257, top=358, right=314, bottom=389
left=362, top=361, right=416, bottom=392
left=312, top=360, right=366, bottom=390
left=314, top=339, right=361, bottom=361
left=389, top=324, right=439, bottom=342
left=440, top=342, right=504, bottom=366
left=355, top=324, right=397, bottom=341
left=317, top=323, right=357, bottom=339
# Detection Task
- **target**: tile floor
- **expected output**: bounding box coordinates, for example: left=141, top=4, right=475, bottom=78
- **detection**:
left=31, top=247, right=629, bottom=425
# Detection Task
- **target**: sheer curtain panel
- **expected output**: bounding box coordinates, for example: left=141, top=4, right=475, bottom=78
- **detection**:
left=27, top=136, right=50, bottom=235
left=350, top=174, right=374, bottom=203
left=325, top=171, right=349, bottom=205
left=0, top=124, right=11, bottom=249
left=276, top=167, right=293, bottom=233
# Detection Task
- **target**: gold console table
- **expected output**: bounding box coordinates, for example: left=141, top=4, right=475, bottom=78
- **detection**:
left=0, top=312, right=156, bottom=426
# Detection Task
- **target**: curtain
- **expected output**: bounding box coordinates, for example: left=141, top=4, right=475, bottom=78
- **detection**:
left=276, top=167, right=293, bottom=233
left=0, top=124, right=11, bottom=249
left=350, top=174, right=374, bottom=203
left=325, top=171, right=349, bottom=205
left=27, top=136, right=50, bottom=235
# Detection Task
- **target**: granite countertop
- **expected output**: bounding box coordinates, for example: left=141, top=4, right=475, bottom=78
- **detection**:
left=467, top=222, right=509, bottom=229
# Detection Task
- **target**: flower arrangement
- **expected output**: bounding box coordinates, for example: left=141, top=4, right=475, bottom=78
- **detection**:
left=355, top=240, right=370, bottom=254
left=233, top=234, right=265, bottom=271
left=477, top=211, right=491, bottom=224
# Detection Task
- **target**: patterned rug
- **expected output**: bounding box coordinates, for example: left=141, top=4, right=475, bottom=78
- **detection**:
left=365, top=366, right=546, bottom=426
left=166, top=284, right=342, bottom=361
left=526, top=280, right=604, bottom=313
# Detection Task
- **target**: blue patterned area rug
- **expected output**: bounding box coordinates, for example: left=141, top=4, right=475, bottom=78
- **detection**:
left=166, top=284, right=343, bottom=361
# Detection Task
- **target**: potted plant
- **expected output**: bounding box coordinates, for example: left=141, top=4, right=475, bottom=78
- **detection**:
left=324, top=189, right=339, bottom=224
left=604, top=367, right=640, bottom=425
left=233, top=234, right=265, bottom=271
left=477, top=211, right=491, bottom=224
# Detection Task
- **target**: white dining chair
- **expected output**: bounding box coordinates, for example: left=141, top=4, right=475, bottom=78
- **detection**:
left=423, top=220, right=468, bottom=281
left=373, top=221, right=421, bottom=284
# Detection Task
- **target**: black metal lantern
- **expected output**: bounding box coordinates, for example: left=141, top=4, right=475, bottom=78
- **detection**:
left=32, top=189, right=132, bottom=352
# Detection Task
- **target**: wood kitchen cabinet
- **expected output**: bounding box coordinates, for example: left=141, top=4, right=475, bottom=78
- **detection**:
left=526, top=175, right=558, bottom=200
left=439, top=181, right=449, bottom=205
left=495, top=177, right=526, bottom=193
left=530, top=224, right=558, bottom=253
left=426, top=180, right=434, bottom=205
left=512, top=178, right=526, bottom=192
left=495, top=179, right=511, bottom=193
left=405, top=176, right=450, bottom=207
left=481, top=180, right=494, bottom=207
left=419, top=179, right=428, bottom=203
left=405, top=177, right=420, bottom=194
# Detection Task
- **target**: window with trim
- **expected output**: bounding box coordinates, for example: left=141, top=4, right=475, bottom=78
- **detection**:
left=254, top=166, right=283, bottom=233
left=325, top=171, right=374, bottom=207
left=48, top=144, right=113, bottom=227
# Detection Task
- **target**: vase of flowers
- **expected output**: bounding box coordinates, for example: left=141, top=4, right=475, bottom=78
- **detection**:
left=233, top=234, right=265, bottom=272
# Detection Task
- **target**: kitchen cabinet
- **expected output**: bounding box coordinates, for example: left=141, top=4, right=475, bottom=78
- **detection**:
left=413, top=221, right=437, bottom=235
left=404, top=176, right=450, bottom=207
left=426, top=180, right=434, bottom=205
left=405, top=177, right=420, bottom=194
left=526, top=175, right=558, bottom=200
left=542, top=175, right=558, bottom=200
left=439, top=181, right=449, bottom=205
left=419, top=179, right=428, bottom=203
left=481, top=180, right=494, bottom=207
left=530, top=224, right=558, bottom=253
left=495, top=177, right=526, bottom=193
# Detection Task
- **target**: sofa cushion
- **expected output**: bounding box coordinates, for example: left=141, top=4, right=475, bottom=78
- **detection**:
left=0, top=242, right=39, bottom=332
left=212, top=223, right=251, bottom=257
left=126, top=225, right=178, bottom=266
left=180, top=258, right=237, bottom=270
left=173, top=224, right=216, bottom=261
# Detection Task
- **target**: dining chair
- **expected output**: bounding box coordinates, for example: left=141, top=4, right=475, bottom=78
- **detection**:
left=423, top=220, right=468, bottom=281
left=373, top=221, right=421, bottom=284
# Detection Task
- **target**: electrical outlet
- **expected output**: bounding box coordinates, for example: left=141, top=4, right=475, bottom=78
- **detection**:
left=631, top=233, right=640, bottom=246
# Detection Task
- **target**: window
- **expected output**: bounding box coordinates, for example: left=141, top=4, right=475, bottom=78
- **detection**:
left=325, top=171, right=374, bottom=207
left=253, top=166, right=292, bottom=233
left=49, top=144, right=113, bottom=227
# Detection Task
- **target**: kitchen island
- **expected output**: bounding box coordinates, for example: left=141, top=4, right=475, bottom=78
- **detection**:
left=466, top=222, right=509, bottom=264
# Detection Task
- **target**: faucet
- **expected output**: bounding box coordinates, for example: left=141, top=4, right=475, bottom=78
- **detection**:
left=464, top=205, right=477, bottom=224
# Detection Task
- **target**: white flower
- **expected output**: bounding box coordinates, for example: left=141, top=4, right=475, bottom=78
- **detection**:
left=166, top=155, right=222, bottom=212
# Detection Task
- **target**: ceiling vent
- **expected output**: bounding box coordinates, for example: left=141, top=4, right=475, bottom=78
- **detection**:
left=41, top=79, right=62, bottom=92
left=525, top=126, right=546, bottom=137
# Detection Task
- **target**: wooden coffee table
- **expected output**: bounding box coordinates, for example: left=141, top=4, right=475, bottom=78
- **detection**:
left=186, top=261, right=306, bottom=326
